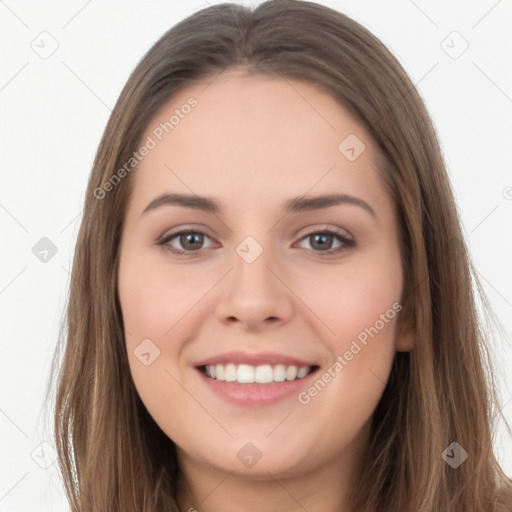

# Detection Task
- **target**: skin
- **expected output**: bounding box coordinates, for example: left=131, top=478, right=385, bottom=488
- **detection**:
left=117, top=68, right=414, bottom=512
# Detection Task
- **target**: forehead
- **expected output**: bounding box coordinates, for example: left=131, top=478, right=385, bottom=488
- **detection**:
left=127, top=70, right=387, bottom=216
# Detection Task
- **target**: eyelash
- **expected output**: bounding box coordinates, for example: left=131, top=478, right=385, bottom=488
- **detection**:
left=157, top=228, right=355, bottom=258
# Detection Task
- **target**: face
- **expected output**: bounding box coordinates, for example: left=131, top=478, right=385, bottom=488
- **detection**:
left=117, top=69, right=412, bottom=482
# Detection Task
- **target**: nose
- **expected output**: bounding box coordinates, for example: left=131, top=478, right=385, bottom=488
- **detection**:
left=214, top=243, right=295, bottom=331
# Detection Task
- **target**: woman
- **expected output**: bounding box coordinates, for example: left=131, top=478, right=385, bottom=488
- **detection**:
left=49, top=1, right=512, bottom=510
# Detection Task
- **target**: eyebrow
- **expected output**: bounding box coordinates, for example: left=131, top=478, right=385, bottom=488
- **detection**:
left=140, top=192, right=377, bottom=219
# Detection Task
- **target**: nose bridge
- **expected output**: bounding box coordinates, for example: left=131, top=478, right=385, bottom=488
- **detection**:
left=231, top=232, right=278, bottom=298
left=227, top=207, right=276, bottom=273
left=214, top=231, right=294, bottom=328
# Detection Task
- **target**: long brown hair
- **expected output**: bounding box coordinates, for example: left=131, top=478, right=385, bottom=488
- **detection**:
left=47, top=1, right=512, bottom=510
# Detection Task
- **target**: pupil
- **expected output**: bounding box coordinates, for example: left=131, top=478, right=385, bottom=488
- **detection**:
left=182, top=233, right=203, bottom=250
left=312, top=233, right=332, bottom=251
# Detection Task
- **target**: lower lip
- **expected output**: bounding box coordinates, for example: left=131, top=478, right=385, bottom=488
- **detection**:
left=196, top=368, right=319, bottom=406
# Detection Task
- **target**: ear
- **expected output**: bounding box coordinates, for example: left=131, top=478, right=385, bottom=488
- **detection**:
left=396, top=328, right=415, bottom=352
left=395, top=315, right=416, bottom=352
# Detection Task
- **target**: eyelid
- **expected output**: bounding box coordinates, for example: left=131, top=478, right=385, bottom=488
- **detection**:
left=295, top=223, right=353, bottom=240
left=158, top=224, right=355, bottom=257
left=158, top=224, right=353, bottom=242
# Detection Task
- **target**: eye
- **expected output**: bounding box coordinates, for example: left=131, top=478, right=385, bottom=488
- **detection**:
left=158, top=230, right=216, bottom=256
left=295, top=229, right=355, bottom=255
left=157, top=228, right=355, bottom=257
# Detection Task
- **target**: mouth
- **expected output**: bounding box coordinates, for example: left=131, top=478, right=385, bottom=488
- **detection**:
left=193, top=350, right=321, bottom=406
left=194, top=362, right=321, bottom=406
left=197, top=363, right=319, bottom=384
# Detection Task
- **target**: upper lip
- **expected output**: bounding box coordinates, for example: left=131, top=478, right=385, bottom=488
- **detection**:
left=194, top=350, right=318, bottom=368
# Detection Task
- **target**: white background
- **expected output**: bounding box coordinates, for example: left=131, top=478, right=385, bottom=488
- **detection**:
left=0, top=0, right=511, bottom=510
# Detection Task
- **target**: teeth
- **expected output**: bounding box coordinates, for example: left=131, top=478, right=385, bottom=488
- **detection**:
left=224, top=363, right=236, bottom=382
left=297, top=367, right=309, bottom=379
left=237, top=364, right=254, bottom=383
left=255, top=364, right=273, bottom=383
left=286, top=365, right=298, bottom=380
left=204, top=363, right=314, bottom=384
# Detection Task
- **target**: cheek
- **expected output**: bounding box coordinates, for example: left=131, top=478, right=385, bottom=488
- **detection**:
left=118, top=247, right=219, bottom=406
left=295, top=276, right=400, bottom=451
left=118, top=251, right=191, bottom=339
left=118, top=251, right=193, bottom=437
left=292, top=251, right=402, bottom=410
left=296, top=252, right=402, bottom=349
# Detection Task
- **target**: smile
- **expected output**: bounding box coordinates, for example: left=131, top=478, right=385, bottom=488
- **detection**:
left=200, top=363, right=316, bottom=384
